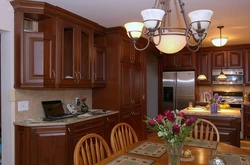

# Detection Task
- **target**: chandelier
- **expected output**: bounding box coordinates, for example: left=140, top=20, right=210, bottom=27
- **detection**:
left=124, top=0, right=213, bottom=54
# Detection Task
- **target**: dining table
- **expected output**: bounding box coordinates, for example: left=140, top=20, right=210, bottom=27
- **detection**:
left=96, top=135, right=250, bottom=165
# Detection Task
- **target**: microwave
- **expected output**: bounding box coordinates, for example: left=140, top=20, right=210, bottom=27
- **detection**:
left=212, top=69, right=243, bottom=84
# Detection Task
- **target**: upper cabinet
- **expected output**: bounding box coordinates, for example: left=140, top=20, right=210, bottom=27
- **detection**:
left=197, top=51, right=212, bottom=85
left=56, top=18, right=92, bottom=88
left=11, top=1, right=106, bottom=89
left=162, top=51, right=195, bottom=71
left=212, top=49, right=243, bottom=69
left=244, top=49, right=250, bottom=85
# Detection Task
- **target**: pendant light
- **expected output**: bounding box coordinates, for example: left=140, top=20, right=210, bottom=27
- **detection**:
left=211, top=26, right=228, bottom=47
left=217, top=69, right=227, bottom=80
left=197, top=74, right=207, bottom=80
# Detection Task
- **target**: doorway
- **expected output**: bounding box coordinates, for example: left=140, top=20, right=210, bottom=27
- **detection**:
left=146, top=51, right=158, bottom=118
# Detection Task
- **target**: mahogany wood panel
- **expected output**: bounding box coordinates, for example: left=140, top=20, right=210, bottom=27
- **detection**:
left=196, top=51, right=212, bottom=85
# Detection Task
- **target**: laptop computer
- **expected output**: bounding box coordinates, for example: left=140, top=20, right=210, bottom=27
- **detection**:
left=42, top=100, right=79, bottom=121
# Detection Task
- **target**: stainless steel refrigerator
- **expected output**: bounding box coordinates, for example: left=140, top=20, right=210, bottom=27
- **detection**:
left=163, top=71, right=195, bottom=111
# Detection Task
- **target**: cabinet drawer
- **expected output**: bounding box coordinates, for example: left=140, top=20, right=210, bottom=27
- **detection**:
left=70, top=118, right=104, bottom=135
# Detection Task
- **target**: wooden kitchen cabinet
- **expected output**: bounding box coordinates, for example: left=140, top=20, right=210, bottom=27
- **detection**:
left=92, top=46, right=106, bottom=87
left=15, top=114, right=118, bottom=165
left=196, top=51, right=212, bottom=85
left=162, top=51, right=195, bottom=71
left=57, top=18, right=92, bottom=88
left=92, top=27, right=147, bottom=141
left=120, top=109, right=143, bottom=140
left=244, top=105, right=250, bottom=137
left=15, top=125, right=68, bottom=165
left=212, top=49, right=243, bottom=69
left=244, top=49, right=250, bottom=85
left=11, top=1, right=57, bottom=88
left=186, top=115, right=241, bottom=147
left=11, top=1, right=107, bottom=89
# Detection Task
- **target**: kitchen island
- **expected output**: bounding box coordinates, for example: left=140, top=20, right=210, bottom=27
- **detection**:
left=14, top=110, right=119, bottom=165
left=182, top=107, right=241, bottom=147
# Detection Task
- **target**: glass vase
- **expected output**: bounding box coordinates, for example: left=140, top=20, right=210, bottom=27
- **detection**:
left=210, top=103, right=219, bottom=113
left=165, top=141, right=184, bottom=165
left=81, top=103, right=89, bottom=113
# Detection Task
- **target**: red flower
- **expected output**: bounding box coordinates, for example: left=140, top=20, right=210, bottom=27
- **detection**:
left=81, top=97, right=87, bottom=102
left=177, top=112, right=186, bottom=119
left=185, top=116, right=197, bottom=126
left=172, top=124, right=180, bottom=135
left=148, top=119, right=156, bottom=127
left=164, top=110, right=175, bottom=122
left=155, top=114, right=164, bottom=124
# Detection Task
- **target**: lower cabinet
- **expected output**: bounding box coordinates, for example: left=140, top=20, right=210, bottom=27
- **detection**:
left=120, top=109, right=143, bottom=140
left=244, top=105, right=250, bottom=137
left=186, top=115, right=241, bottom=147
left=15, top=114, right=118, bottom=165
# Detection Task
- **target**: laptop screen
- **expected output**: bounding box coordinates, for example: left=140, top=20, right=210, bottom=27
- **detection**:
left=42, top=100, right=66, bottom=117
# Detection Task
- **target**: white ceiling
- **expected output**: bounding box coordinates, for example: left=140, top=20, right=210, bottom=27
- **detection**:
left=32, top=0, right=250, bottom=47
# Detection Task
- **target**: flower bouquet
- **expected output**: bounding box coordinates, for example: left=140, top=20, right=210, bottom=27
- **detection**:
left=80, top=97, right=88, bottom=113
left=204, top=92, right=222, bottom=113
left=145, top=110, right=200, bottom=165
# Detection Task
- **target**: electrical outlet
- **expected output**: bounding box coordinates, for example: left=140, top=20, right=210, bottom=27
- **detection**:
left=18, top=101, right=29, bottom=111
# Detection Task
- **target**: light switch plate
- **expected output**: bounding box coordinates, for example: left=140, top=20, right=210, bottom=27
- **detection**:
left=18, top=101, right=29, bottom=111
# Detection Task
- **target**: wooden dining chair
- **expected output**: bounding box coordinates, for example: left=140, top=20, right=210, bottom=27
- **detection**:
left=190, top=118, right=220, bottom=142
left=73, top=133, right=112, bottom=165
left=110, top=122, right=139, bottom=153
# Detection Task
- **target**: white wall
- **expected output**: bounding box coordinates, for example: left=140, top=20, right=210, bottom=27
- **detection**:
left=0, top=0, right=15, bottom=165
left=146, top=52, right=158, bottom=118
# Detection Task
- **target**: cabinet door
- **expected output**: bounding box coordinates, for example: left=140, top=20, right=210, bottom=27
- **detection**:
left=244, top=105, right=250, bottom=137
left=227, top=50, right=243, bottom=68
left=244, top=49, right=250, bottom=85
left=23, top=32, right=44, bottom=87
left=120, top=109, right=143, bottom=141
left=104, top=114, right=118, bottom=146
left=197, top=51, right=212, bottom=85
left=178, top=51, right=195, bottom=70
left=121, top=36, right=133, bottom=63
left=121, top=62, right=133, bottom=110
left=132, top=64, right=143, bottom=109
left=30, top=126, right=67, bottom=165
left=58, top=19, right=78, bottom=85
left=77, top=26, right=92, bottom=86
left=93, top=46, right=106, bottom=87
left=162, top=54, right=177, bottom=70
left=212, top=51, right=227, bottom=69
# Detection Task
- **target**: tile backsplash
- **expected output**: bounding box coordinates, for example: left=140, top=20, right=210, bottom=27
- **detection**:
left=15, top=89, right=92, bottom=121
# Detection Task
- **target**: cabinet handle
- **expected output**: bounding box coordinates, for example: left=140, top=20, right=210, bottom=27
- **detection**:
left=130, top=100, right=133, bottom=105
left=67, top=127, right=71, bottom=139
left=93, top=73, right=96, bottom=80
left=52, top=70, right=56, bottom=78
left=106, top=117, right=110, bottom=122
left=85, top=124, right=92, bottom=127
left=74, top=72, right=78, bottom=83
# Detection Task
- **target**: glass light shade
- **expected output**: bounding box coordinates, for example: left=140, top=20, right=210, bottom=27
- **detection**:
left=124, top=22, right=144, bottom=39
left=188, top=10, right=213, bottom=30
left=197, top=74, right=207, bottom=80
left=153, top=32, right=186, bottom=54
left=141, top=9, right=165, bottom=30
left=211, top=37, right=228, bottom=47
left=217, top=71, right=227, bottom=80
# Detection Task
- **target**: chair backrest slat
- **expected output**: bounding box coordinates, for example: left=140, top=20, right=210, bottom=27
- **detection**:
left=73, top=133, right=111, bottom=165
left=189, top=118, right=220, bottom=142
left=110, top=122, right=138, bottom=153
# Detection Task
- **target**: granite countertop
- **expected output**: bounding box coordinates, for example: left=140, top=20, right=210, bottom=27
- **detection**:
left=244, top=101, right=250, bottom=105
left=182, top=107, right=241, bottom=118
left=13, top=110, right=119, bottom=127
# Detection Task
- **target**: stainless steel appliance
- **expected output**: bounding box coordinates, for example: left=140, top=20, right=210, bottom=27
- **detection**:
left=213, top=91, right=243, bottom=138
left=212, top=69, right=243, bottom=85
left=163, top=71, right=195, bottom=110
